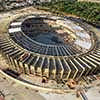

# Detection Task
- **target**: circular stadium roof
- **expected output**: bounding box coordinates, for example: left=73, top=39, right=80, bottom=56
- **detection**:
left=1, top=14, right=100, bottom=82
left=9, top=15, right=95, bottom=57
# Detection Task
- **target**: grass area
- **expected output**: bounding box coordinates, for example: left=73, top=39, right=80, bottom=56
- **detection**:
left=42, top=1, right=100, bottom=26
left=0, top=1, right=100, bottom=26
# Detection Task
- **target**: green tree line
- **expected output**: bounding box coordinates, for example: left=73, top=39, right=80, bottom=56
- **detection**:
left=42, top=0, right=100, bottom=26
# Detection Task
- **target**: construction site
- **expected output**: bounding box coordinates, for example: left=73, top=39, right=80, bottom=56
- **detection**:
left=0, top=0, right=100, bottom=100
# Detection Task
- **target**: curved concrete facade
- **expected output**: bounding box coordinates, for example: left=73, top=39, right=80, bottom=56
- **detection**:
left=0, top=14, right=100, bottom=83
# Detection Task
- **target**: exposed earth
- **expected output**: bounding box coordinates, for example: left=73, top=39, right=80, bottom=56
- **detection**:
left=0, top=6, right=100, bottom=100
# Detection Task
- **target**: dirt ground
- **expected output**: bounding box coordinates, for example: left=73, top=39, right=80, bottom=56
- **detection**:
left=0, top=6, right=100, bottom=100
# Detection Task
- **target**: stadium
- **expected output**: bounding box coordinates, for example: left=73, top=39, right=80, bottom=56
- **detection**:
left=0, top=0, right=100, bottom=99
left=0, top=13, right=100, bottom=82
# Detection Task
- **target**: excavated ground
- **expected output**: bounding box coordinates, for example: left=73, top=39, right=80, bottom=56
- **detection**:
left=0, top=6, right=100, bottom=100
